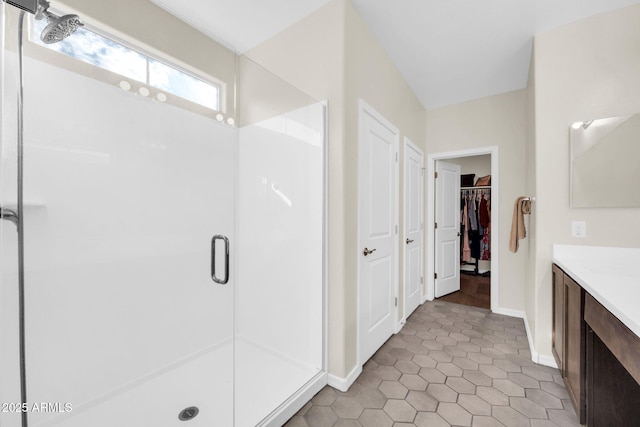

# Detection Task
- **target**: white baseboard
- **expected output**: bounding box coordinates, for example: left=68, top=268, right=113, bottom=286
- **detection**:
left=537, top=353, right=558, bottom=369
left=521, top=312, right=558, bottom=369
left=493, top=307, right=558, bottom=369
left=327, top=364, right=362, bottom=393
left=521, top=310, right=539, bottom=363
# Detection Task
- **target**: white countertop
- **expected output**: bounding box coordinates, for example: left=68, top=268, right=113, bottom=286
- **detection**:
left=553, top=245, right=640, bottom=339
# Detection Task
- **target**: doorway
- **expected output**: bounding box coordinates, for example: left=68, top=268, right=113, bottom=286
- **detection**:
left=426, top=147, right=499, bottom=311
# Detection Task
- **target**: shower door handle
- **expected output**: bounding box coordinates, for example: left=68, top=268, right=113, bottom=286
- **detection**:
left=211, top=235, right=230, bottom=285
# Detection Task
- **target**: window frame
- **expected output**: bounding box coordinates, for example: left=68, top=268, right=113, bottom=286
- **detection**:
left=27, top=13, right=227, bottom=115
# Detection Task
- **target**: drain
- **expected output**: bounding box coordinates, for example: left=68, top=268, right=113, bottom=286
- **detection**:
left=178, top=406, right=199, bottom=421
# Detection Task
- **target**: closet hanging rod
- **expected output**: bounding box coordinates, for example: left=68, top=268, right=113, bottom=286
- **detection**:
left=461, top=185, right=491, bottom=190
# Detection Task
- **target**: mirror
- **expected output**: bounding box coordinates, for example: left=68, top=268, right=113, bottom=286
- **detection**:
left=570, top=113, right=640, bottom=208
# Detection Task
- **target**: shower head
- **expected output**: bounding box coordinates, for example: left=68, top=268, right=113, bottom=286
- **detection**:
left=40, top=13, right=83, bottom=44
left=34, top=0, right=83, bottom=44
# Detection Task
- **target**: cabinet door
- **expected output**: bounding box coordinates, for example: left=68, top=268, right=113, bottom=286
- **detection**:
left=586, top=294, right=640, bottom=427
left=564, top=274, right=586, bottom=424
left=552, top=264, right=564, bottom=372
left=587, top=329, right=640, bottom=426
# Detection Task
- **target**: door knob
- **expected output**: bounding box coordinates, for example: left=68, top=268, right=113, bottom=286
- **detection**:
left=363, top=247, right=377, bottom=256
left=406, top=238, right=414, bottom=244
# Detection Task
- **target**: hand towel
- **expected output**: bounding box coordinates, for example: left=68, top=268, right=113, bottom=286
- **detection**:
left=509, top=197, right=531, bottom=253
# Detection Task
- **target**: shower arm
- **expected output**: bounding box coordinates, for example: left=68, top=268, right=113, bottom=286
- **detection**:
left=0, top=207, right=19, bottom=228
left=34, top=0, right=49, bottom=20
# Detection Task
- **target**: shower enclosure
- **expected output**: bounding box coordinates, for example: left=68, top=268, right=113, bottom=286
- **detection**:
left=0, top=2, right=326, bottom=426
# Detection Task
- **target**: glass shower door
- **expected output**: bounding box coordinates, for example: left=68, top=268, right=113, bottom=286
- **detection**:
left=236, top=57, right=325, bottom=427
left=1, top=6, right=237, bottom=425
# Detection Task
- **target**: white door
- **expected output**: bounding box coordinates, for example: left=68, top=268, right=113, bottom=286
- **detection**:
left=404, top=140, right=424, bottom=318
left=435, top=161, right=461, bottom=298
left=358, top=101, right=398, bottom=365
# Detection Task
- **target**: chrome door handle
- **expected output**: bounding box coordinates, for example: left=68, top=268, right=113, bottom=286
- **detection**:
left=363, top=247, right=377, bottom=256
left=211, top=235, right=229, bottom=284
left=406, top=238, right=414, bottom=244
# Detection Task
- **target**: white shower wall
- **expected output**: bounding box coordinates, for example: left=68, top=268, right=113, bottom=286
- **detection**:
left=0, top=20, right=325, bottom=427
left=237, top=105, right=323, bottom=363
left=236, top=104, right=324, bottom=426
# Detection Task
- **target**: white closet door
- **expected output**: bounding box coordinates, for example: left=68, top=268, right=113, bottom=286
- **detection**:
left=404, top=140, right=424, bottom=318
left=435, top=161, right=461, bottom=298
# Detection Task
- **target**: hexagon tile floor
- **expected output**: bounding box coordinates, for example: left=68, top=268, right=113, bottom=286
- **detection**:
left=284, top=300, right=580, bottom=427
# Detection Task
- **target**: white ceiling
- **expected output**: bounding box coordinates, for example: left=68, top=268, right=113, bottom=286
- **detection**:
left=150, top=0, right=332, bottom=51
left=153, top=0, right=640, bottom=110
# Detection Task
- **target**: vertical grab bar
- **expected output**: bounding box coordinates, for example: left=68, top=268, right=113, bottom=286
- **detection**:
left=211, top=235, right=229, bottom=284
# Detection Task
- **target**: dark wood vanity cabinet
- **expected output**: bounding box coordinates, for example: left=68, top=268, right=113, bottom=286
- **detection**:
left=552, top=264, right=564, bottom=369
left=553, top=263, right=640, bottom=426
left=552, top=264, right=585, bottom=424
left=564, top=275, right=586, bottom=423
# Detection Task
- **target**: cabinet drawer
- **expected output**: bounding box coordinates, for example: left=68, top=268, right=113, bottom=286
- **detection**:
left=585, top=294, right=640, bottom=384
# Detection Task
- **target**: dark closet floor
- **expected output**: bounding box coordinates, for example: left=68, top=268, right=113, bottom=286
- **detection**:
left=438, top=273, right=491, bottom=309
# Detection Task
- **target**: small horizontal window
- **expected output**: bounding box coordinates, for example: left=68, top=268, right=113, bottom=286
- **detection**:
left=30, top=16, right=221, bottom=111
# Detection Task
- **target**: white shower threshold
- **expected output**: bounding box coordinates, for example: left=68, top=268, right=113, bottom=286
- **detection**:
left=18, top=339, right=323, bottom=427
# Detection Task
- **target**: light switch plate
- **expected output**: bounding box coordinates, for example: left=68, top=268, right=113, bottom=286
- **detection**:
left=572, top=221, right=586, bottom=238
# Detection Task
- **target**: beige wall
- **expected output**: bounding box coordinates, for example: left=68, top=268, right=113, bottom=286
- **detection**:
left=247, top=0, right=426, bottom=380
left=236, top=55, right=320, bottom=127
left=425, top=90, right=528, bottom=314
left=531, top=3, right=640, bottom=357
left=449, top=155, right=491, bottom=177
left=525, top=49, right=537, bottom=344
